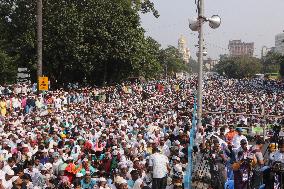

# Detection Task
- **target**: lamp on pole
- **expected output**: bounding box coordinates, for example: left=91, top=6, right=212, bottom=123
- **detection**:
left=189, top=0, right=221, bottom=129
left=37, top=0, right=43, bottom=86
left=186, top=1, right=221, bottom=189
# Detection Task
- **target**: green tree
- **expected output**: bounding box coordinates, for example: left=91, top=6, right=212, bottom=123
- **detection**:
left=215, top=56, right=262, bottom=78
left=159, top=46, right=189, bottom=76
left=0, top=0, right=37, bottom=78
left=0, top=0, right=161, bottom=87
left=132, top=0, right=159, bottom=17
left=279, top=56, right=284, bottom=78
left=0, top=50, right=17, bottom=84
left=262, top=52, right=281, bottom=73
left=131, top=37, right=162, bottom=79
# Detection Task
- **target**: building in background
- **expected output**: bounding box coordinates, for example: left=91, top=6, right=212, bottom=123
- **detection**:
left=178, top=35, right=191, bottom=64
left=204, top=58, right=218, bottom=71
left=228, top=40, right=254, bottom=57
left=275, top=32, right=284, bottom=55
left=261, top=46, right=276, bottom=58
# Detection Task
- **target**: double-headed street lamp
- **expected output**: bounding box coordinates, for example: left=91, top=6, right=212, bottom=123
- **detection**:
left=188, top=0, right=221, bottom=129
left=186, top=2, right=221, bottom=189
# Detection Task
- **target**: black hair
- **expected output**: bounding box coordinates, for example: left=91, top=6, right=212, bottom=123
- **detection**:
left=256, top=138, right=265, bottom=145
left=193, top=146, right=198, bottom=153
left=130, top=169, right=139, bottom=175
left=152, top=147, right=159, bottom=153
left=22, top=173, right=32, bottom=181
left=7, top=157, right=15, bottom=163
left=13, top=166, right=24, bottom=175
left=26, top=161, right=34, bottom=166
left=278, top=139, right=284, bottom=146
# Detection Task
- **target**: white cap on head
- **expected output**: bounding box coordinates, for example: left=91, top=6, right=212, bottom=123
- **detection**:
left=76, top=173, right=83, bottom=177
left=172, top=156, right=180, bottom=161
left=99, top=177, right=107, bottom=182
left=7, top=169, right=14, bottom=176
left=112, top=146, right=117, bottom=150
left=45, top=163, right=53, bottom=170
left=27, top=152, right=32, bottom=157
left=120, top=179, right=127, bottom=184
left=112, top=150, right=118, bottom=155
left=175, top=140, right=180, bottom=145
left=174, top=164, right=183, bottom=173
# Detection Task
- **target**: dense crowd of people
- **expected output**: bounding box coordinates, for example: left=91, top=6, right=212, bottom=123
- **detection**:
left=0, top=74, right=283, bottom=189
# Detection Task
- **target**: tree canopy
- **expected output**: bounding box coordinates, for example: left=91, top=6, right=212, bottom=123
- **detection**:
left=0, top=50, right=17, bottom=84
left=159, top=46, right=190, bottom=76
left=215, top=56, right=262, bottom=79
left=1, top=0, right=184, bottom=87
left=278, top=55, right=284, bottom=78
left=262, top=52, right=281, bottom=73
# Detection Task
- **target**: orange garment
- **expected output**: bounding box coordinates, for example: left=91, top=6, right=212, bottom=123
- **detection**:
left=225, top=131, right=237, bottom=143
left=65, top=163, right=81, bottom=174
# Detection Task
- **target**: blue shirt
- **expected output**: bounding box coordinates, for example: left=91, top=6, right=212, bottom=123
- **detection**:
left=81, top=178, right=96, bottom=189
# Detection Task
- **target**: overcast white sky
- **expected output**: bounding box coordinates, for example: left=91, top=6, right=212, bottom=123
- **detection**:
left=140, top=0, right=284, bottom=60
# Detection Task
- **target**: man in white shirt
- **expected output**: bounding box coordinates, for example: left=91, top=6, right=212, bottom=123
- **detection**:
left=2, top=158, right=15, bottom=174
left=54, top=96, right=62, bottom=111
left=1, top=169, right=17, bottom=189
left=264, top=139, right=284, bottom=188
left=159, top=137, right=170, bottom=157
left=270, top=139, right=284, bottom=164
left=232, top=128, right=247, bottom=149
left=0, top=161, right=5, bottom=180
left=149, top=147, right=170, bottom=189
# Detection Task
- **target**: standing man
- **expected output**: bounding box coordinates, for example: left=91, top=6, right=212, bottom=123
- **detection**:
left=233, top=139, right=250, bottom=189
left=250, top=139, right=265, bottom=189
left=268, top=139, right=284, bottom=189
left=149, top=147, right=170, bottom=189
left=232, top=128, right=247, bottom=149
left=225, top=125, right=237, bottom=144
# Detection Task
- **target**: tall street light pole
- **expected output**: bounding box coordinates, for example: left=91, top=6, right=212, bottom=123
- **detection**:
left=189, top=0, right=221, bottom=129
left=187, top=1, right=221, bottom=188
left=37, top=0, right=43, bottom=82
left=197, top=0, right=204, bottom=129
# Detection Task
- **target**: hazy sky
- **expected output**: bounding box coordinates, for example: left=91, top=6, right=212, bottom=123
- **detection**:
left=140, top=0, right=284, bottom=60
